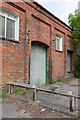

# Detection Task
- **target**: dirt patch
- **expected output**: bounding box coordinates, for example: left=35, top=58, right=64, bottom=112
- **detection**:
left=3, top=97, right=71, bottom=118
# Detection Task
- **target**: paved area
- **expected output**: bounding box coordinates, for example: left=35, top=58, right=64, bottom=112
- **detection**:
left=37, top=78, right=80, bottom=117
left=2, top=102, right=32, bottom=118
left=1, top=78, right=80, bottom=118
left=2, top=98, right=70, bottom=118
left=38, top=78, right=79, bottom=108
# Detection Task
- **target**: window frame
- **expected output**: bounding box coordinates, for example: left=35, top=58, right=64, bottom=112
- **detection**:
left=56, top=34, right=63, bottom=52
left=67, top=50, right=73, bottom=73
left=0, top=10, right=19, bottom=41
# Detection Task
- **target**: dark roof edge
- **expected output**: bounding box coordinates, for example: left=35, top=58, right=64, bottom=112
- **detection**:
left=33, top=2, right=72, bottom=30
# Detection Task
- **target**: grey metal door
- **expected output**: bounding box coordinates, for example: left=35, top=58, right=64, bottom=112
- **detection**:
left=30, top=43, right=46, bottom=85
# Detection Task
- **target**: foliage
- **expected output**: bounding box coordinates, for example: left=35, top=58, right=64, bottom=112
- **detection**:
left=0, top=92, right=8, bottom=98
left=37, top=78, right=41, bottom=86
left=26, top=89, right=33, bottom=98
left=74, top=59, right=80, bottom=78
left=68, top=9, right=80, bottom=44
left=41, top=84, right=48, bottom=87
left=51, top=79, right=58, bottom=84
left=73, top=110, right=75, bottom=112
left=60, top=79, right=66, bottom=82
left=51, top=79, right=66, bottom=84
left=14, top=88, right=23, bottom=95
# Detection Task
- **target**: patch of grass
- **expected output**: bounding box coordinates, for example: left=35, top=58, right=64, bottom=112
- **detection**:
left=60, top=79, right=65, bottom=82
left=26, top=93, right=33, bottom=98
left=26, top=89, right=33, bottom=98
left=51, top=79, right=67, bottom=84
left=41, top=84, right=48, bottom=87
left=36, top=78, right=41, bottom=86
left=51, top=79, right=58, bottom=84
left=14, top=88, right=23, bottom=95
left=73, top=109, right=75, bottom=112
left=0, top=92, right=8, bottom=98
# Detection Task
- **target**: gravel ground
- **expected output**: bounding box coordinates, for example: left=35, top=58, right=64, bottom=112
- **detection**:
left=2, top=97, right=71, bottom=118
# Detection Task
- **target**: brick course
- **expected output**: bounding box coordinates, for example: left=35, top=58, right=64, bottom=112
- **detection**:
left=0, top=1, right=79, bottom=86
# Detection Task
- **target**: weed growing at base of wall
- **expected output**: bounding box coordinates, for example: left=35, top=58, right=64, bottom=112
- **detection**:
left=14, top=88, right=23, bottom=95
left=26, top=89, right=33, bottom=98
left=0, top=92, right=8, bottom=98
left=51, top=79, right=58, bottom=84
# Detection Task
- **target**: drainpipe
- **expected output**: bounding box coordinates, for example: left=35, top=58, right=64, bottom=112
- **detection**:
left=49, top=26, right=52, bottom=84
left=24, top=11, right=27, bottom=83
left=27, top=30, right=31, bottom=84
left=64, top=33, right=67, bottom=78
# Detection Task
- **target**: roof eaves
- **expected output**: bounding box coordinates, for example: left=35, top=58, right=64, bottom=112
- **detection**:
left=33, top=1, right=72, bottom=30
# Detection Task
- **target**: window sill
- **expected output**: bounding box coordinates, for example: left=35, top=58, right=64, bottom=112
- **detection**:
left=67, top=71, right=74, bottom=73
left=77, top=55, right=80, bottom=57
left=55, top=50, right=63, bottom=53
left=0, top=37, right=20, bottom=43
left=67, top=49, right=74, bottom=52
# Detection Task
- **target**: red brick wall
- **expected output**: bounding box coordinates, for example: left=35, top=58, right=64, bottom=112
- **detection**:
left=0, top=39, right=2, bottom=88
left=1, top=1, right=76, bottom=86
left=1, top=2, right=27, bottom=86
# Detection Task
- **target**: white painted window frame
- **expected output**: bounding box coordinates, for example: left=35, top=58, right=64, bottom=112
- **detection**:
left=0, top=10, right=19, bottom=41
left=56, top=34, right=63, bottom=52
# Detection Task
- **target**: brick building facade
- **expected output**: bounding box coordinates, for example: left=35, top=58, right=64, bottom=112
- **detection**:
left=0, top=1, right=79, bottom=86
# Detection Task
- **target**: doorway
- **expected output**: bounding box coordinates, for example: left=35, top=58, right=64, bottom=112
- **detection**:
left=30, top=42, right=47, bottom=85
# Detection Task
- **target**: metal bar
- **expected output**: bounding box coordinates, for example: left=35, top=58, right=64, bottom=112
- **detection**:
left=8, top=85, right=11, bottom=94
left=35, top=88, right=36, bottom=101
left=69, top=95, right=73, bottom=112
left=7, top=82, right=80, bottom=99
left=33, top=88, right=36, bottom=101
left=36, top=88, right=71, bottom=97
left=74, top=97, right=76, bottom=111
left=11, top=85, right=14, bottom=94
left=7, top=82, right=33, bottom=89
left=36, top=89, right=38, bottom=100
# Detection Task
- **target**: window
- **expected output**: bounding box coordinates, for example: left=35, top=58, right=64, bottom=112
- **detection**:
left=0, top=9, right=19, bottom=41
left=0, top=15, right=5, bottom=37
left=56, top=34, right=63, bottom=51
left=67, top=51, right=72, bottom=72
left=77, top=46, right=80, bottom=56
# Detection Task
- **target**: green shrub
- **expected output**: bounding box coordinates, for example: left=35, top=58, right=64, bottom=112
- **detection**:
left=60, top=79, right=65, bottom=82
left=26, top=89, right=33, bottom=98
left=41, top=84, right=48, bottom=87
left=37, top=78, right=41, bottom=86
left=51, top=79, right=58, bottom=84
left=0, top=92, right=8, bottom=98
left=74, top=60, right=80, bottom=78
left=14, top=88, right=23, bottom=95
left=26, top=93, right=33, bottom=98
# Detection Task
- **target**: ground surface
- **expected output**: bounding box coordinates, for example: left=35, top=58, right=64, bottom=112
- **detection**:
left=2, top=97, right=70, bottom=118
left=37, top=78, right=80, bottom=117
left=1, top=78, right=80, bottom=118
